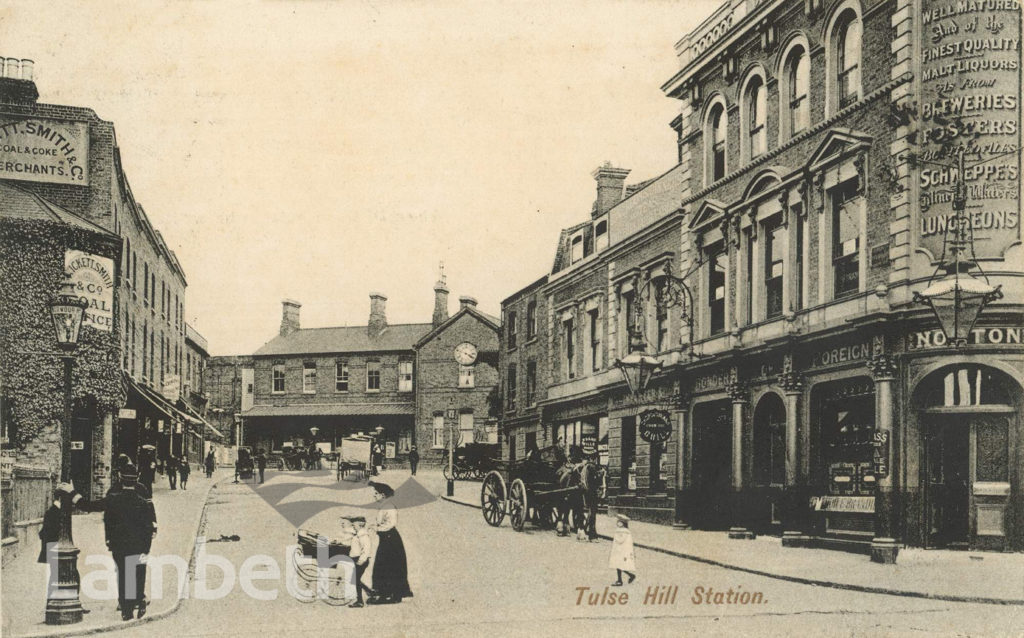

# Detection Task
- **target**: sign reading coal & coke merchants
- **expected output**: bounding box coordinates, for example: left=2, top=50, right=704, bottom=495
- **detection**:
left=0, top=118, right=89, bottom=185
left=918, top=0, right=1021, bottom=261
left=639, top=409, right=672, bottom=443
left=64, top=250, right=114, bottom=332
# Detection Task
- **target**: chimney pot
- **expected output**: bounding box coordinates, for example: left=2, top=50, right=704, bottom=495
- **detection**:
left=591, top=164, right=631, bottom=219
left=432, top=280, right=450, bottom=328
left=280, top=299, right=301, bottom=337
left=20, top=59, right=33, bottom=81
left=459, top=296, right=478, bottom=310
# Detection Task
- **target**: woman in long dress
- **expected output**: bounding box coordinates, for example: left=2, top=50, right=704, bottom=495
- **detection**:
left=367, top=481, right=413, bottom=604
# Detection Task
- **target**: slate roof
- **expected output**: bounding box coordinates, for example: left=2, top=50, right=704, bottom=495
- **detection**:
left=413, top=306, right=500, bottom=349
left=0, top=180, right=117, bottom=238
left=253, top=323, right=433, bottom=357
left=244, top=403, right=415, bottom=418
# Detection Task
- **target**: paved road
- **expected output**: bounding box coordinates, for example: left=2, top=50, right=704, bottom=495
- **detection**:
left=105, top=470, right=1023, bottom=637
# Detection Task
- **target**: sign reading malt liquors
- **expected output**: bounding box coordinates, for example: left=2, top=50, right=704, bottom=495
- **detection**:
left=918, top=0, right=1021, bottom=261
left=64, top=250, right=114, bottom=331
left=639, top=409, right=672, bottom=443
left=0, top=118, right=89, bottom=185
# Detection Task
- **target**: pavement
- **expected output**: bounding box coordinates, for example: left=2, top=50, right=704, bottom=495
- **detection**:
left=440, top=476, right=1024, bottom=606
left=1, top=469, right=229, bottom=638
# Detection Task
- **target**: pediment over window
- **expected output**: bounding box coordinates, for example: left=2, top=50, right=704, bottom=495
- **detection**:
left=740, top=167, right=788, bottom=202
left=807, top=129, right=872, bottom=173
left=689, top=198, right=728, bottom=231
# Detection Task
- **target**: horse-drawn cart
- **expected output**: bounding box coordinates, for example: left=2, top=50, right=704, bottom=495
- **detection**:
left=480, top=446, right=605, bottom=534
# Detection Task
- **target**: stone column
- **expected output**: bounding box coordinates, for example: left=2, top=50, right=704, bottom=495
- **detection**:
left=867, top=352, right=900, bottom=563
left=672, top=393, right=690, bottom=529
left=727, top=374, right=753, bottom=539
left=780, top=359, right=805, bottom=547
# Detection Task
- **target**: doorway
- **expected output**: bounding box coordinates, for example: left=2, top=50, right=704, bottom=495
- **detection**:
left=690, top=401, right=732, bottom=529
left=924, top=418, right=970, bottom=548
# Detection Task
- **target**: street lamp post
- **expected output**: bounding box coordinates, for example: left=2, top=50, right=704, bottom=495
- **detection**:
left=45, top=275, right=87, bottom=625
left=446, top=398, right=455, bottom=497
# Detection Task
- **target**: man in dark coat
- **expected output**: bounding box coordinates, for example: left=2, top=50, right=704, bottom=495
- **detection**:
left=104, top=465, right=157, bottom=621
left=178, top=457, right=191, bottom=490
left=166, top=455, right=178, bottom=490
left=256, top=449, right=267, bottom=483
left=408, top=446, right=419, bottom=476
left=205, top=449, right=216, bottom=478
left=138, top=448, right=156, bottom=494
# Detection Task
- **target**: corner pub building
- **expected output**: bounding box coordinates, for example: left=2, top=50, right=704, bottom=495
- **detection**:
left=501, top=0, right=1022, bottom=558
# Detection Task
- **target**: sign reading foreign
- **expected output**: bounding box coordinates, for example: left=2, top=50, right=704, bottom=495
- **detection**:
left=0, top=118, right=89, bottom=185
left=64, top=250, right=114, bottom=332
left=639, top=409, right=672, bottom=444
left=918, top=0, right=1021, bottom=261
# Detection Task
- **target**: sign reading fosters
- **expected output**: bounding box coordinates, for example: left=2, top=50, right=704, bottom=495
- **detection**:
left=918, top=0, right=1021, bottom=261
left=64, top=250, right=114, bottom=331
left=0, top=118, right=89, bottom=185
left=639, top=409, right=672, bottom=444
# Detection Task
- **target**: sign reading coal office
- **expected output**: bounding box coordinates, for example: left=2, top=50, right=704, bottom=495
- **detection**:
left=918, top=0, right=1021, bottom=261
left=639, top=409, right=672, bottom=444
left=0, top=118, right=89, bottom=185
left=65, top=250, right=114, bottom=331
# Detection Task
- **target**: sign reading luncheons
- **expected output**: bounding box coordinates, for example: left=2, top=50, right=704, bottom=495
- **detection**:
left=0, top=118, right=89, bottom=185
left=65, top=249, right=114, bottom=331
left=918, top=0, right=1021, bottom=261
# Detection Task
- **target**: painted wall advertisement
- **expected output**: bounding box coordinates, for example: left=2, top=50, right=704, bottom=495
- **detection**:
left=0, top=118, right=89, bottom=185
left=64, top=249, right=114, bottom=332
left=918, top=0, right=1021, bottom=261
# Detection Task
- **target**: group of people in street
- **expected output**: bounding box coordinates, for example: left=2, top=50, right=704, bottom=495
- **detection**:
left=164, top=455, right=191, bottom=490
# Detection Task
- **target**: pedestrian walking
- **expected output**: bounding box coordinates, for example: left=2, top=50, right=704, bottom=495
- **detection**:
left=178, top=457, right=190, bottom=490
left=205, top=449, right=215, bottom=478
left=166, top=455, right=178, bottom=490
left=408, top=445, right=419, bottom=476
left=138, top=447, right=156, bottom=494
left=256, top=449, right=267, bottom=483
left=366, top=481, right=412, bottom=604
left=347, top=516, right=373, bottom=608
left=609, top=514, right=636, bottom=586
left=104, top=463, right=157, bottom=621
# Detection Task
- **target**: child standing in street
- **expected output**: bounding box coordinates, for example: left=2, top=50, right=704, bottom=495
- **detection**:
left=609, top=514, right=636, bottom=586
left=347, top=516, right=373, bottom=607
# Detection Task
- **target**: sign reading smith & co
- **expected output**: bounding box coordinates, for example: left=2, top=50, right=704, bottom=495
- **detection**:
left=0, top=118, right=89, bottom=185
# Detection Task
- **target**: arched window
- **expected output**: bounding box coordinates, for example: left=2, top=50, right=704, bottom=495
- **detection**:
left=570, top=234, right=583, bottom=263
left=746, top=77, right=767, bottom=159
left=705, top=101, right=728, bottom=184
left=785, top=46, right=810, bottom=135
left=835, top=11, right=861, bottom=109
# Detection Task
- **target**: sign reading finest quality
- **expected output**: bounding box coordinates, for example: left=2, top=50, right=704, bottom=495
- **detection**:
left=64, top=250, right=114, bottom=331
left=918, top=0, right=1021, bottom=261
left=639, top=409, right=672, bottom=444
left=0, top=118, right=89, bottom=185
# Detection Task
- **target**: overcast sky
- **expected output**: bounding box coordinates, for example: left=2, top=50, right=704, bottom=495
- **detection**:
left=5, top=0, right=719, bottom=355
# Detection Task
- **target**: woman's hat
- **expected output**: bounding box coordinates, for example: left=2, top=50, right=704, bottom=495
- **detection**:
left=368, top=481, right=394, bottom=497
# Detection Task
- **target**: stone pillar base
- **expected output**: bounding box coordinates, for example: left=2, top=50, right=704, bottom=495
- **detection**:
left=870, top=537, right=899, bottom=564
left=781, top=531, right=806, bottom=547
left=728, top=527, right=755, bottom=540
left=672, top=522, right=691, bottom=530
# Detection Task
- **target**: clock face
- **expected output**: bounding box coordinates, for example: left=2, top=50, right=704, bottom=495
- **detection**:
left=454, top=342, right=478, bottom=365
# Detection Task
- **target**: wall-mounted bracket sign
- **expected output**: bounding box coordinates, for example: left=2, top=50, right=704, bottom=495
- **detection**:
left=639, top=409, right=673, bottom=444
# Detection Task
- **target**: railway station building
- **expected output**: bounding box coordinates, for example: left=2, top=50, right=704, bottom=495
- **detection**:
left=500, top=0, right=1023, bottom=555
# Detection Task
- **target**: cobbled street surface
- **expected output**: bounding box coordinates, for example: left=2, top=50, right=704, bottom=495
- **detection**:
left=101, top=469, right=1023, bottom=638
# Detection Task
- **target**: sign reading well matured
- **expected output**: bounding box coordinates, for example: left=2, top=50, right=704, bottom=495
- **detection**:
left=639, top=409, right=672, bottom=444
left=0, top=118, right=89, bottom=185
left=64, top=250, right=114, bottom=332
left=918, top=0, right=1021, bottom=261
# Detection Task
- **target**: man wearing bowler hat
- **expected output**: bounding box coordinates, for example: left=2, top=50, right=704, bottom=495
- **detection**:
left=104, top=463, right=157, bottom=621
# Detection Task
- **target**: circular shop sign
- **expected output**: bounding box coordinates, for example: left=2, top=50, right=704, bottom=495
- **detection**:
left=639, top=410, right=672, bottom=443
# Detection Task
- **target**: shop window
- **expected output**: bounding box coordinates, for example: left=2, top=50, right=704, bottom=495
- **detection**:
left=459, top=411, right=475, bottom=445
left=302, top=361, right=316, bottom=394
left=526, top=301, right=537, bottom=339
left=764, top=219, right=785, bottom=320
left=832, top=181, right=860, bottom=298
left=398, top=360, right=413, bottom=392
left=336, top=362, right=349, bottom=392
left=621, top=416, right=637, bottom=490
left=366, top=360, right=381, bottom=392
left=753, top=394, right=786, bottom=486
left=507, top=311, right=518, bottom=349
left=708, top=244, right=727, bottom=336
left=815, top=379, right=875, bottom=495
left=432, top=413, right=444, bottom=448
left=459, top=364, right=475, bottom=388
left=650, top=442, right=667, bottom=493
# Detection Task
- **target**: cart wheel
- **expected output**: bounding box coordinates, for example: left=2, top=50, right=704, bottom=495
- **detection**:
left=509, top=479, right=527, bottom=532
left=443, top=464, right=453, bottom=481
left=290, top=548, right=319, bottom=604
left=480, top=471, right=507, bottom=527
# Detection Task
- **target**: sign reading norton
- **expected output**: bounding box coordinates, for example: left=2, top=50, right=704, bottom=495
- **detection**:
left=0, top=118, right=89, bottom=186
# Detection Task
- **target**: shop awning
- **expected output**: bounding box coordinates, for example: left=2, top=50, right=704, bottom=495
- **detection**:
left=126, top=374, right=196, bottom=425
left=178, top=401, right=225, bottom=440
left=243, top=403, right=415, bottom=418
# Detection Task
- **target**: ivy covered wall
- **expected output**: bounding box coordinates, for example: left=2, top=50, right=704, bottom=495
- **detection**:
left=0, top=217, right=124, bottom=493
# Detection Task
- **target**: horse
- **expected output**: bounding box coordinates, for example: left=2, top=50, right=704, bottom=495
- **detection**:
left=554, top=458, right=606, bottom=538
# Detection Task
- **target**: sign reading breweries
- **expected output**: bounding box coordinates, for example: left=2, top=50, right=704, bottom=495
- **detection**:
left=918, top=0, right=1021, bottom=261
left=0, top=118, right=89, bottom=185
left=64, top=249, right=114, bottom=331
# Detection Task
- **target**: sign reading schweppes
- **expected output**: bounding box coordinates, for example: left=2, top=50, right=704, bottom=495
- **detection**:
left=0, top=118, right=89, bottom=185
left=639, top=409, right=672, bottom=444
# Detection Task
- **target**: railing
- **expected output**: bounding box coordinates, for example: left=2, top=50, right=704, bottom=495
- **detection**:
left=1, top=465, right=54, bottom=539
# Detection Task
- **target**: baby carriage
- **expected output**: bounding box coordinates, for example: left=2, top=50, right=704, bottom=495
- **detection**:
left=291, top=529, right=356, bottom=605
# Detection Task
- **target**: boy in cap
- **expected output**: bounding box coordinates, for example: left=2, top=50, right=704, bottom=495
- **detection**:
left=346, top=516, right=372, bottom=607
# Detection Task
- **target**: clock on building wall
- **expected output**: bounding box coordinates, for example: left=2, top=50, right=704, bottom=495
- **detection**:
left=453, top=342, right=478, bottom=365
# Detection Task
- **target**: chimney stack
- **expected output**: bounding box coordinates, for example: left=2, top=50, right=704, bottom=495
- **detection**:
left=0, top=57, right=38, bottom=104
left=368, top=293, right=388, bottom=337
left=459, top=296, right=478, bottom=310
left=591, top=162, right=631, bottom=219
left=280, top=299, right=301, bottom=337
left=432, top=280, right=450, bottom=328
